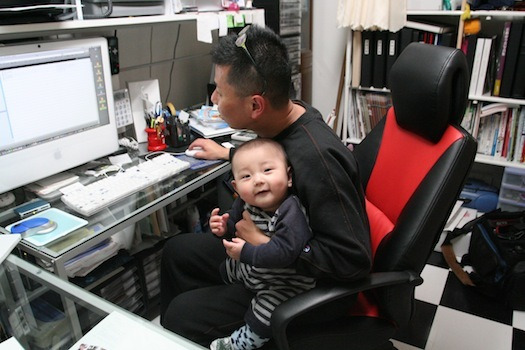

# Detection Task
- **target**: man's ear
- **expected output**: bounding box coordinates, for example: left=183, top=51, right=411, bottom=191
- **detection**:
left=287, top=166, right=292, bottom=188
left=250, top=94, right=266, bottom=120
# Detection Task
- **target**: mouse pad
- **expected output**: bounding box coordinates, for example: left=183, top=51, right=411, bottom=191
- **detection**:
left=6, top=208, right=88, bottom=247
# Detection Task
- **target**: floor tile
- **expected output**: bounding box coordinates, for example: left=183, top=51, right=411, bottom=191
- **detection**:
left=426, top=306, right=513, bottom=350
left=426, top=251, right=449, bottom=269
left=415, top=264, right=449, bottom=305
left=391, top=339, right=423, bottom=350
left=513, top=310, right=525, bottom=331
left=392, top=300, right=437, bottom=349
left=439, top=272, right=513, bottom=325
left=512, top=328, right=525, bottom=350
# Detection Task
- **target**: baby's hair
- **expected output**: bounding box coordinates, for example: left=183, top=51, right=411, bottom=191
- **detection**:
left=231, top=138, right=289, bottom=172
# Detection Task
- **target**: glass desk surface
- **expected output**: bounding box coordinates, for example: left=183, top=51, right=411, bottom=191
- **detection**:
left=0, top=155, right=230, bottom=277
left=0, top=254, right=205, bottom=350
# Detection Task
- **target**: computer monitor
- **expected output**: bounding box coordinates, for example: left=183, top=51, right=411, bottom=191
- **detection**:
left=0, top=37, right=119, bottom=196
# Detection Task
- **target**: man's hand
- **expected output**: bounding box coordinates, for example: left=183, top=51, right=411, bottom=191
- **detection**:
left=209, top=208, right=229, bottom=237
left=223, top=237, right=245, bottom=260
left=235, top=210, right=270, bottom=246
left=188, top=138, right=229, bottom=160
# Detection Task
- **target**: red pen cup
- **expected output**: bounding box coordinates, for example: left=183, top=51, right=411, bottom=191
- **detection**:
left=146, top=127, right=167, bottom=151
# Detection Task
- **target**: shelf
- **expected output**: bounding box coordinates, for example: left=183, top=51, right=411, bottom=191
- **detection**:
left=407, top=10, right=525, bottom=19
left=0, top=13, right=197, bottom=40
left=0, top=8, right=264, bottom=40
left=469, top=10, right=525, bottom=19
left=469, top=95, right=525, bottom=106
left=407, top=10, right=463, bottom=16
left=475, top=154, right=525, bottom=169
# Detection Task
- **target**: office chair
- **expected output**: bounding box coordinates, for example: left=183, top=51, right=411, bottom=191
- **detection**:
left=268, top=42, right=478, bottom=350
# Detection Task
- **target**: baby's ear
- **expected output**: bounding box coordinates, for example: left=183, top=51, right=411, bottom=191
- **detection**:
left=231, top=179, right=238, bottom=192
left=287, top=167, right=292, bottom=187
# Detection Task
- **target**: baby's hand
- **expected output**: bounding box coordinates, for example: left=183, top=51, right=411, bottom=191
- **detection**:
left=209, top=208, right=229, bottom=237
left=223, top=237, right=246, bottom=260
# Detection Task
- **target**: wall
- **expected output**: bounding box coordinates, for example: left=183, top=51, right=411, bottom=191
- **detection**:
left=116, top=21, right=215, bottom=109
left=73, top=21, right=215, bottom=112
left=311, top=1, right=347, bottom=119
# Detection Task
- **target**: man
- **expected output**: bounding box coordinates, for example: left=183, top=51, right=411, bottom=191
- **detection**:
left=160, top=24, right=371, bottom=348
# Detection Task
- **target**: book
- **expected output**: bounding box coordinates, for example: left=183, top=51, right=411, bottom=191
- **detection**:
left=513, top=108, right=525, bottom=162
left=405, top=20, right=454, bottom=34
left=360, top=30, right=374, bottom=88
left=493, top=21, right=512, bottom=96
left=480, top=102, right=509, bottom=117
left=500, top=21, right=524, bottom=98
left=188, top=107, right=238, bottom=138
left=463, top=34, right=478, bottom=75
left=495, top=109, right=508, bottom=157
left=469, top=37, right=485, bottom=96
left=475, top=37, right=495, bottom=96
left=511, top=24, right=525, bottom=99
left=372, top=31, right=388, bottom=89
left=439, top=32, right=455, bottom=47
left=351, top=30, right=362, bottom=88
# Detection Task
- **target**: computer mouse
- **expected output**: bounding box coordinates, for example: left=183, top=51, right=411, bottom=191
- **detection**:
left=185, top=147, right=203, bottom=157
left=11, top=217, right=57, bottom=238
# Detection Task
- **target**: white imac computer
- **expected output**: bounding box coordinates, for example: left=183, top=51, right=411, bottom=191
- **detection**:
left=0, top=37, right=119, bottom=200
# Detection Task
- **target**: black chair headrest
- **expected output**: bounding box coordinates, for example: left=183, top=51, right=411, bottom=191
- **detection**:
left=389, top=42, right=469, bottom=143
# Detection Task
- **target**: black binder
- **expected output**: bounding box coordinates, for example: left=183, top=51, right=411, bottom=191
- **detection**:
left=360, top=31, right=374, bottom=88
left=385, top=31, right=400, bottom=88
left=500, top=21, right=524, bottom=98
left=511, top=24, right=525, bottom=99
left=399, top=27, right=414, bottom=55
left=372, top=31, right=388, bottom=89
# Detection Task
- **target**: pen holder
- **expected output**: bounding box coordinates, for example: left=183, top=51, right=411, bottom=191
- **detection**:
left=166, top=121, right=191, bottom=148
left=145, top=127, right=167, bottom=151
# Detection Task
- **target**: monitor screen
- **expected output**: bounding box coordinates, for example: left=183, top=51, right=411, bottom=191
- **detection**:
left=0, top=37, right=119, bottom=195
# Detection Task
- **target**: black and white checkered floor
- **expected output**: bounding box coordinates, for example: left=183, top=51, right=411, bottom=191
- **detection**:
left=391, top=247, right=525, bottom=350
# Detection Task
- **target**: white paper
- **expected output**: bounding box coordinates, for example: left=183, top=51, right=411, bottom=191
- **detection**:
left=68, top=311, right=204, bottom=350
left=108, top=153, right=133, bottom=166
left=197, top=13, right=219, bottom=44
left=0, top=235, right=21, bottom=264
left=218, top=13, right=228, bottom=37
left=0, top=337, right=24, bottom=350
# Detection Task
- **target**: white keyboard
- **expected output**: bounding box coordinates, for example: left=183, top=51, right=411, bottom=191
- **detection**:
left=61, top=154, right=190, bottom=216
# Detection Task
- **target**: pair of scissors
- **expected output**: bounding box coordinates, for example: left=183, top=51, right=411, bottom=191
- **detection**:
left=154, top=101, right=163, bottom=118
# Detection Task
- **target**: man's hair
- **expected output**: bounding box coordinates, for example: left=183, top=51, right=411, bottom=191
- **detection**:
left=231, top=138, right=289, bottom=174
left=211, top=25, right=291, bottom=109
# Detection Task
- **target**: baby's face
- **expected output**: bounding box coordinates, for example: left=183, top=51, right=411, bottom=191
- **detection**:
left=232, top=144, right=291, bottom=212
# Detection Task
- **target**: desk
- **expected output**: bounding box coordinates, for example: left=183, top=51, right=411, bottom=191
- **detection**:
left=1, top=156, right=230, bottom=280
left=0, top=254, right=205, bottom=349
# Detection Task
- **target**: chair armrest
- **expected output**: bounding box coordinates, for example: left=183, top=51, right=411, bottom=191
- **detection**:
left=271, top=270, right=422, bottom=350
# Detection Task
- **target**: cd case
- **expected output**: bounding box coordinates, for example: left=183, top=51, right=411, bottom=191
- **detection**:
left=6, top=208, right=88, bottom=247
